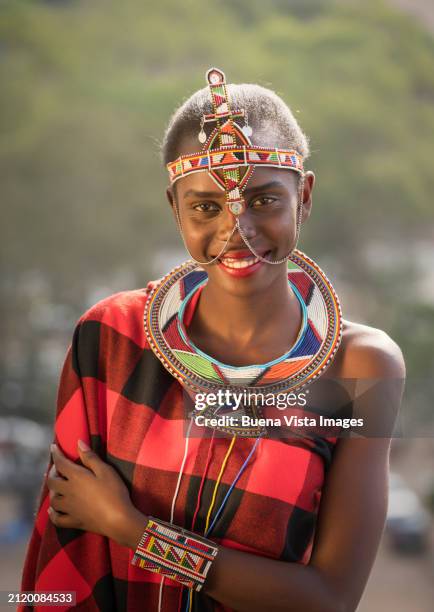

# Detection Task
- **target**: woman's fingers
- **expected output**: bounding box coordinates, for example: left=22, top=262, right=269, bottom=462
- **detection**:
left=47, top=464, right=68, bottom=512
left=49, top=491, right=67, bottom=512
left=47, top=465, right=71, bottom=520
left=47, top=507, right=75, bottom=528
left=76, top=441, right=107, bottom=477
left=47, top=464, right=68, bottom=494
left=47, top=462, right=65, bottom=482
left=50, top=444, right=87, bottom=479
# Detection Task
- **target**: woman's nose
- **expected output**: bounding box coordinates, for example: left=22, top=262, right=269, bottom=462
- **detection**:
left=217, top=205, right=257, bottom=242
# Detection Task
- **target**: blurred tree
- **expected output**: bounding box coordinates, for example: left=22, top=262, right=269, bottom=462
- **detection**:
left=1, top=0, right=433, bottom=420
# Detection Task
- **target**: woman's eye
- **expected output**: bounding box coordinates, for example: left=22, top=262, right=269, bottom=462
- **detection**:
left=250, top=196, right=277, bottom=208
left=193, top=202, right=220, bottom=213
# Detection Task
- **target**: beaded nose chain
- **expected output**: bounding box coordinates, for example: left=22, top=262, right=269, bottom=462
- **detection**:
left=167, top=67, right=306, bottom=266
left=172, top=180, right=305, bottom=266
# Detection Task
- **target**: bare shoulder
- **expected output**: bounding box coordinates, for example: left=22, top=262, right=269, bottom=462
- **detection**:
left=338, top=319, right=406, bottom=379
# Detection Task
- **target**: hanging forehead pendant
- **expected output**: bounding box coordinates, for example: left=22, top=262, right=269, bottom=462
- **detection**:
left=202, top=68, right=251, bottom=216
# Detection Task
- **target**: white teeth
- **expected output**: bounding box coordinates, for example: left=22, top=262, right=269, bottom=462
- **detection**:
left=221, top=256, right=260, bottom=269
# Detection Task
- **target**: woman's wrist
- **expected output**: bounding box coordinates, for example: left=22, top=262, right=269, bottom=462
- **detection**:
left=109, top=506, right=220, bottom=592
left=130, top=516, right=219, bottom=591
left=109, top=504, right=148, bottom=549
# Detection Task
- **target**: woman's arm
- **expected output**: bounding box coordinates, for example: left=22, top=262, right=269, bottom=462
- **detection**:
left=20, top=318, right=117, bottom=611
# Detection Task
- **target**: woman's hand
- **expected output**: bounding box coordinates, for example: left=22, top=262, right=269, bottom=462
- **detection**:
left=47, top=440, right=134, bottom=541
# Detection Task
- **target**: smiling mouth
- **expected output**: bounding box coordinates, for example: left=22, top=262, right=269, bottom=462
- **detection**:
left=213, top=250, right=272, bottom=269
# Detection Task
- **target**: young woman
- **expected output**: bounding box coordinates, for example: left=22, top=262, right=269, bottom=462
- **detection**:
left=20, top=68, right=405, bottom=612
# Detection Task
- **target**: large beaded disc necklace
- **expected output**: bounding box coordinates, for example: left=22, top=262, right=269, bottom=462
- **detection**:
left=144, top=249, right=342, bottom=437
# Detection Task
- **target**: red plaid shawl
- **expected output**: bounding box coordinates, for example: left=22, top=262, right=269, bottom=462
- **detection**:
left=20, top=286, right=337, bottom=611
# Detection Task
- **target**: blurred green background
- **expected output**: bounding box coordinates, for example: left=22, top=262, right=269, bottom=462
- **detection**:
left=1, top=1, right=434, bottom=608
left=2, top=0, right=434, bottom=424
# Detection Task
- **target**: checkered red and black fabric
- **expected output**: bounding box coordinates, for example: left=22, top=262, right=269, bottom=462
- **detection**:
left=20, top=286, right=337, bottom=611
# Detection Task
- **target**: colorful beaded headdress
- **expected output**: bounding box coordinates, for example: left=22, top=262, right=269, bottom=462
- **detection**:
left=166, top=68, right=304, bottom=218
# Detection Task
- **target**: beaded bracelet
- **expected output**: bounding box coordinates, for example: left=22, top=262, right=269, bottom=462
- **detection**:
left=131, top=516, right=219, bottom=591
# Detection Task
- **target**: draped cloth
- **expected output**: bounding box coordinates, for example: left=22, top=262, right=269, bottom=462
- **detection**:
left=20, top=286, right=336, bottom=611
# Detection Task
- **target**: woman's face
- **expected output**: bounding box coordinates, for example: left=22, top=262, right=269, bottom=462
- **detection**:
left=166, top=134, right=314, bottom=297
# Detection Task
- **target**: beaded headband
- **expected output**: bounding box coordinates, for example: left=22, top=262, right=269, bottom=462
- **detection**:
left=166, top=68, right=305, bottom=216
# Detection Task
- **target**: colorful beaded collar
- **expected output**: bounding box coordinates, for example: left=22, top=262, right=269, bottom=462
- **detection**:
left=144, top=250, right=342, bottom=435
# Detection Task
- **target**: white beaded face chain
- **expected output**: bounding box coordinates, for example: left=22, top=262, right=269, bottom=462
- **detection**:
left=231, top=173, right=305, bottom=265
left=171, top=173, right=305, bottom=267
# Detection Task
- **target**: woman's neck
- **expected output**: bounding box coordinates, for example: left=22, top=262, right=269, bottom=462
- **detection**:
left=187, top=271, right=302, bottom=364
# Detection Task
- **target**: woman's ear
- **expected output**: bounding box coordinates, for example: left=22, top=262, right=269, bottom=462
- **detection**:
left=166, top=186, right=180, bottom=225
left=300, top=171, right=315, bottom=223
left=166, top=186, right=174, bottom=208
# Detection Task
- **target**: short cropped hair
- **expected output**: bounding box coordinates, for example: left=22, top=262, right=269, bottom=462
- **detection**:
left=161, top=83, right=310, bottom=165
